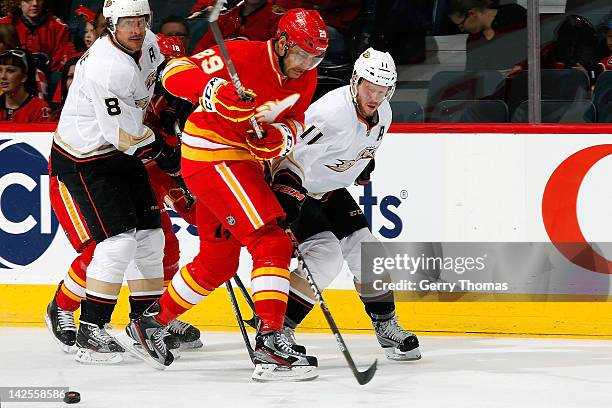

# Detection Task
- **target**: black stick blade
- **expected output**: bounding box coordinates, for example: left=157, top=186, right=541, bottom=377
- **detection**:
left=356, top=359, right=378, bottom=385
left=243, top=316, right=259, bottom=329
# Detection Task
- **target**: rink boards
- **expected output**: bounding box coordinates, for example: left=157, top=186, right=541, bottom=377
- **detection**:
left=1, top=123, right=612, bottom=337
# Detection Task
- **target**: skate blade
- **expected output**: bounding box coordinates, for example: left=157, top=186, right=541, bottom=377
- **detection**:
left=116, top=338, right=181, bottom=360
left=44, top=314, right=76, bottom=354
left=385, top=346, right=422, bottom=361
left=170, top=346, right=182, bottom=359
left=75, top=347, right=123, bottom=365
left=115, top=332, right=170, bottom=371
left=251, top=364, right=318, bottom=382
left=179, top=339, right=203, bottom=350
left=115, top=334, right=181, bottom=360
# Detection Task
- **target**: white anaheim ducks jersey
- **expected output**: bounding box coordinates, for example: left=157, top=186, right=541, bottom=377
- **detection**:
left=55, top=30, right=163, bottom=158
left=274, top=85, right=392, bottom=198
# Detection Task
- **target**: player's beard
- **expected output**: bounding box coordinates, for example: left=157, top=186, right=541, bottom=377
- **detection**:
left=355, top=98, right=378, bottom=122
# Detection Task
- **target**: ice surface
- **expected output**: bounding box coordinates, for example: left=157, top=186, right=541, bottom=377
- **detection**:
left=1, top=328, right=612, bottom=408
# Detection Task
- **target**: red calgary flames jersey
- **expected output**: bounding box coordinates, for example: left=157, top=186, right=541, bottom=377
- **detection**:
left=162, top=39, right=317, bottom=177
left=0, top=94, right=52, bottom=123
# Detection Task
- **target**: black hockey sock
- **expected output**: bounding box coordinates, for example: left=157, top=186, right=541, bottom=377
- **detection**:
left=128, top=294, right=162, bottom=320
left=284, top=290, right=315, bottom=329
left=361, top=291, right=396, bottom=321
left=80, top=294, right=117, bottom=328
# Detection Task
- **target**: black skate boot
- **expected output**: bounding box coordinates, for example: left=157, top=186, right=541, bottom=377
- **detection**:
left=123, top=302, right=174, bottom=370
left=252, top=330, right=318, bottom=382
left=45, top=296, right=77, bottom=353
left=120, top=323, right=182, bottom=360
left=168, top=319, right=203, bottom=350
left=74, top=321, right=125, bottom=364
left=280, top=325, right=306, bottom=354
left=372, top=314, right=421, bottom=361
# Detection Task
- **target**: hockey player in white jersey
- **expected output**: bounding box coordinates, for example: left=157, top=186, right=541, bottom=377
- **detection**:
left=272, top=48, right=421, bottom=361
left=49, top=0, right=178, bottom=365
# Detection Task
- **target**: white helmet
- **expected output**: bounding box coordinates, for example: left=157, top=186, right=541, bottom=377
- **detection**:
left=350, top=47, right=397, bottom=102
left=103, top=0, right=151, bottom=33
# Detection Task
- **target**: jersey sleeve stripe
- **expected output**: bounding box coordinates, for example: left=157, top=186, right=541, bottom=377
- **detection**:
left=299, top=125, right=316, bottom=139
left=306, top=131, right=323, bottom=145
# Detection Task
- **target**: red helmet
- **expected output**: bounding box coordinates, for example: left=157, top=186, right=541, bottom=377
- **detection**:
left=276, top=8, right=328, bottom=56
left=156, top=34, right=186, bottom=61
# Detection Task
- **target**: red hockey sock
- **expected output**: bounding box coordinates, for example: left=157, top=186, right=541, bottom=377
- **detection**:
left=155, top=264, right=215, bottom=325
left=246, top=225, right=293, bottom=332
left=55, top=251, right=91, bottom=311
left=251, top=266, right=290, bottom=331
left=56, top=282, right=81, bottom=311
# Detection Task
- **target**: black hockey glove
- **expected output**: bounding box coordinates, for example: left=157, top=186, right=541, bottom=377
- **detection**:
left=133, top=135, right=164, bottom=160
left=171, top=175, right=195, bottom=209
left=133, top=132, right=181, bottom=176
left=272, top=170, right=307, bottom=227
left=161, top=95, right=194, bottom=135
left=156, top=142, right=181, bottom=177
left=159, top=97, right=194, bottom=137
left=354, top=159, right=375, bottom=186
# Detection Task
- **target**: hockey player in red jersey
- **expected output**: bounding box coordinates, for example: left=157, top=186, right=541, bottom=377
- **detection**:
left=45, top=33, right=202, bottom=355
left=128, top=8, right=328, bottom=381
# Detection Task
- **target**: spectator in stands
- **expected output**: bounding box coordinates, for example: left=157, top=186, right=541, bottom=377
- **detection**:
left=0, top=21, right=19, bottom=51
left=0, top=49, right=51, bottom=122
left=275, top=0, right=361, bottom=62
left=596, top=17, right=611, bottom=71
left=192, top=0, right=283, bottom=54
left=512, top=15, right=604, bottom=82
left=74, top=4, right=98, bottom=49
left=50, top=55, right=76, bottom=119
left=160, top=15, right=192, bottom=54
left=83, top=19, right=96, bottom=48
left=0, top=21, right=47, bottom=99
left=543, top=15, right=600, bottom=70
left=448, top=0, right=526, bottom=70
left=0, top=0, right=77, bottom=73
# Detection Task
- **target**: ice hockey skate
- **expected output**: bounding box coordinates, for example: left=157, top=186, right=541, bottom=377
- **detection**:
left=44, top=297, right=77, bottom=353
left=118, top=322, right=182, bottom=361
left=280, top=325, right=307, bottom=354
left=168, top=319, right=203, bottom=350
left=74, top=321, right=125, bottom=364
left=373, top=315, right=421, bottom=361
left=120, top=302, right=174, bottom=370
left=252, top=330, right=318, bottom=382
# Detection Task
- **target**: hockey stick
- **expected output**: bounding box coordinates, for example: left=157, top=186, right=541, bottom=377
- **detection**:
left=232, top=275, right=260, bottom=329
left=208, top=0, right=264, bottom=139
left=225, top=280, right=255, bottom=363
left=173, top=121, right=182, bottom=140
left=285, top=228, right=378, bottom=385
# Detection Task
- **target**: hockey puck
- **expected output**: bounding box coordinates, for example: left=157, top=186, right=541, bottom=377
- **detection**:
left=63, top=391, right=81, bottom=404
